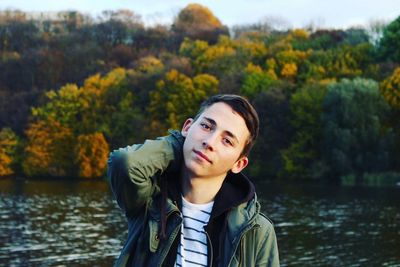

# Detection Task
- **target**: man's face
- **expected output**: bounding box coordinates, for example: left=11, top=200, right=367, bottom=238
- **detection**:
left=181, top=102, right=250, bottom=179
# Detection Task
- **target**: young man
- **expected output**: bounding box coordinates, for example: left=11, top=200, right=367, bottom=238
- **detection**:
left=108, top=94, right=279, bottom=266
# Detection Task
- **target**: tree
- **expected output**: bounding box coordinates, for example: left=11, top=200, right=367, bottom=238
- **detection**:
left=172, top=3, right=228, bottom=44
left=149, top=69, right=218, bottom=135
left=240, top=63, right=276, bottom=98
left=249, top=83, right=294, bottom=179
left=74, top=133, right=109, bottom=178
left=281, top=83, right=327, bottom=179
left=0, top=128, right=18, bottom=176
left=380, top=67, right=400, bottom=170
left=321, top=78, right=395, bottom=182
left=23, top=119, right=74, bottom=177
left=380, top=67, right=400, bottom=109
left=378, top=15, right=400, bottom=62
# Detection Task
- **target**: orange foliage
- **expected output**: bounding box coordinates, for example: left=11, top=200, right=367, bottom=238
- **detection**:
left=0, top=128, right=18, bottom=176
left=281, top=63, right=298, bottom=79
left=74, top=133, right=109, bottom=178
left=380, top=67, right=400, bottom=109
left=175, top=4, right=223, bottom=30
left=23, top=119, right=74, bottom=177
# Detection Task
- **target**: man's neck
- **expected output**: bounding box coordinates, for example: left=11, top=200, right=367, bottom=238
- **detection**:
left=181, top=168, right=226, bottom=204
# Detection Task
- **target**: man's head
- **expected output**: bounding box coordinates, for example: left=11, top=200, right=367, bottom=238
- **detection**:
left=181, top=94, right=259, bottom=179
left=194, top=94, right=259, bottom=157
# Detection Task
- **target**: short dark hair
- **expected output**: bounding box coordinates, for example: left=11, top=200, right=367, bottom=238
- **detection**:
left=194, top=94, right=259, bottom=157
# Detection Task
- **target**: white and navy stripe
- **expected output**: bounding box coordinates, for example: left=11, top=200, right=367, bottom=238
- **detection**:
left=175, top=196, right=214, bottom=267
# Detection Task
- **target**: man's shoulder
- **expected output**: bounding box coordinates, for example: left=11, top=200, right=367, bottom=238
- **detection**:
left=256, top=212, right=275, bottom=229
left=251, top=199, right=276, bottom=235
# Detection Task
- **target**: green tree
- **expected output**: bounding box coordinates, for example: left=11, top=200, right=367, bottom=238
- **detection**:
left=380, top=67, right=400, bottom=170
left=240, top=64, right=276, bottom=98
left=378, top=15, right=400, bottom=62
left=249, top=83, right=294, bottom=179
left=281, top=83, right=327, bottom=179
left=321, top=78, right=395, bottom=182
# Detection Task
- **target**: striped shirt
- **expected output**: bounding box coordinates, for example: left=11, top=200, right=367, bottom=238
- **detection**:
left=175, top=196, right=214, bottom=267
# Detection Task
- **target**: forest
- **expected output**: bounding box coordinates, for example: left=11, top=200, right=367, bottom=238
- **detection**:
left=0, top=4, right=399, bottom=184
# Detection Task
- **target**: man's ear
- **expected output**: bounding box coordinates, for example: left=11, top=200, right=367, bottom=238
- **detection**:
left=231, top=156, right=249, bottom=174
left=181, top=118, right=194, bottom=137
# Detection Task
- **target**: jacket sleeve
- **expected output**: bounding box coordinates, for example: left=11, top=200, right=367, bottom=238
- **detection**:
left=255, top=218, right=280, bottom=267
left=107, top=130, right=184, bottom=217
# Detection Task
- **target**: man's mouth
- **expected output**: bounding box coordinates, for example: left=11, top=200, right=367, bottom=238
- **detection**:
left=193, top=150, right=212, bottom=163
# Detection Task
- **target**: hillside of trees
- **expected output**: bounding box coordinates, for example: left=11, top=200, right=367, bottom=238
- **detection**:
left=1, top=5, right=400, bottom=184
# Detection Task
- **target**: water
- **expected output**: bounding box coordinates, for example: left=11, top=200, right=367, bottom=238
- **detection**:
left=1, top=178, right=399, bottom=266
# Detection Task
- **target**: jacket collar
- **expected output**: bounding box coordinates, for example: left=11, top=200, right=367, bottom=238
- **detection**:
left=157, top=170, right=256, bottom=221
left=210, top=171, right=255, bottom=220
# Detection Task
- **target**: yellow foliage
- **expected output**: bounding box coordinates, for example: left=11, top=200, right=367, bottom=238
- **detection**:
left=0, top=51, right=21, bottom=62
left=265, top=60, right=279, bottom=79
left=266, top=69, right=278, bottom=80
left=245, top=63, right=263, bottom=74
left=318, top=78, right=337, bottom=86
left=281, top=63, right=298, bottom=79
left=84, top=68, right=126, bottom=94
left=290, top=29, right=309, bottom=39
left=193, top=73, right=219, bottom=98
left=179, top=38, right=209, bottom=58
left=0, top=152, right=13, bottom=176
left=236, top=39, right=268, bottom=59
left=380, top=67, right=400, bottom=109
left=136, top=56, right=164, bottom=73
left=23, top=119, right=74, bottom=177
left=0, top=128, right=18, bottom=176
left=149, top=69, right=219, bottom=135
left=266, top=58, right=277, bottom=70
left=75, top=133, right=109, bottom=178
left=196, top=45, right=236, bottom=71
left=276, top=49, right=310, bottom=65
left=175, top=3, right=222, bottom=30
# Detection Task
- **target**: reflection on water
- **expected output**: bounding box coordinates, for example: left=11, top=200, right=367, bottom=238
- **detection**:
left=0, top=178, right=125, bottom=266
left=259, top=182, right=400, bottom=267
left=1, top=178, right=400, bottom=266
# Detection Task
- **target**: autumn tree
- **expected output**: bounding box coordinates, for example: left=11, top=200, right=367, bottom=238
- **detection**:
left=0, top=128, right=19, bottom=176
left=380, top=67, right=400, bottom=109
left=75, top=133, right=109, bottom=178
left=240, top=63, right=276, bottom=98
left=149, top=69, right=219, bottom=135
left=380, top=67, right=400, bottom=170
left=23, top=119, right=74, bottom=177
left=172, top=3, right=228, bottom=44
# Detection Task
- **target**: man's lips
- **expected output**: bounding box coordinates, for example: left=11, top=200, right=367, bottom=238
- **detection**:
left=193, top=150, right=212, bottom=163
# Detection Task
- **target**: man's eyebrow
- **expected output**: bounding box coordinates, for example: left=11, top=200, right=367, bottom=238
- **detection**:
left=203, top=117, right=239, bottom=144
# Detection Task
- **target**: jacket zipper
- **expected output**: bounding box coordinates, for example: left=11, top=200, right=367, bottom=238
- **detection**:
left=205, top=229, right=213, bottom=267
left=158, top=205, right=182, bottom=267
left=229, top=223, right=260, bottom=266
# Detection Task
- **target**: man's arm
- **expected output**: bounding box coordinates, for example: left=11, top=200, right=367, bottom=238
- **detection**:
left=107, top=130, right=184, bottom=217
left=255, top=217, right=280, bottom=267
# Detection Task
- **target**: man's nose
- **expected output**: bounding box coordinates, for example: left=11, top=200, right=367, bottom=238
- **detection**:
left=202, top=132, right=218, bottom=151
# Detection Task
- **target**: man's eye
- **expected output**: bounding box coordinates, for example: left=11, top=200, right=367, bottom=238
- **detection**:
left=223, top=138, right=233, bottom=145
left=200, top=123, right=211, bottom=129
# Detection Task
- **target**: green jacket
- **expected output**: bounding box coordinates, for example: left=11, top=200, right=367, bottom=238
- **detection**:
left=108, top=131, right=279, bottom=267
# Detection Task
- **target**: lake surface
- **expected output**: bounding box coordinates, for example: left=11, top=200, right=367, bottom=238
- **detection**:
left=1, top=178, right=399, bottom=266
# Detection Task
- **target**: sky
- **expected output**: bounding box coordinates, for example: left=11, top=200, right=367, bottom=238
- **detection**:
left=0, top=0, right=399, bottom=29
